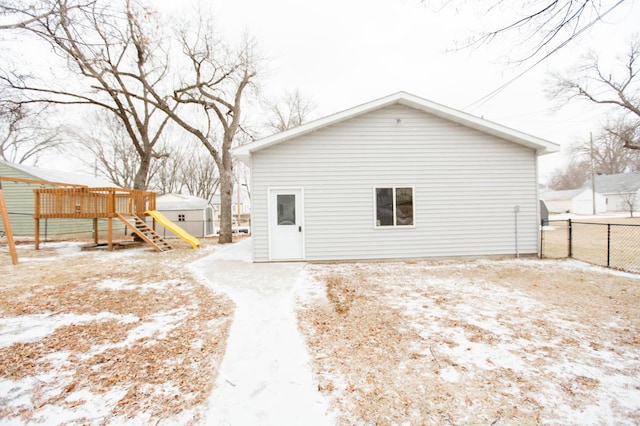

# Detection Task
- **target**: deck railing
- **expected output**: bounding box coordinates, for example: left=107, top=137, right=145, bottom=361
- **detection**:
left=34, top=187, right=156, bottom=219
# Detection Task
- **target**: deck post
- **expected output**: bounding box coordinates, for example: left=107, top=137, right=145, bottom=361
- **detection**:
left=93, top=218, right=99, bottom=245
left=34, top=191, right=40, bottom=250
left=108, top=217, right=113, bottom=251
left=34, top=219, right=39, bottom=250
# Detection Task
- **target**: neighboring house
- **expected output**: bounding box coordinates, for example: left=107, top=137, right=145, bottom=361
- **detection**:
left=591, top=173, right=640, bottom=213
left=540, top=188, right=607, bottom=215
left=233, top=91, right=559, bottom=262
left=0, top=160, right=118, bottom=237
left=155, top=193, right=215, bottom=238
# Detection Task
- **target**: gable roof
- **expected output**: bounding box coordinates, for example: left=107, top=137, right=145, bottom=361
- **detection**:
left=0, top=159, right=116, bottom=188
left=590, top=173, right=640, bottom=193
left=540, top=188, right=591, bottom=201
left=156, top=193, right=211, bottom=210
left=233, top=91, right=560, bottom=161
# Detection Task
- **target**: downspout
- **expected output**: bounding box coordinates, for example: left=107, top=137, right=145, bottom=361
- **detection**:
left=514, top=205, right=520, bottom=259
left=534, top=154, right=541, bottom=257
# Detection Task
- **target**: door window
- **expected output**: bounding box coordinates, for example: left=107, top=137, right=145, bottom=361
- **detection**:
left=277, top=194, right=296, bottom=225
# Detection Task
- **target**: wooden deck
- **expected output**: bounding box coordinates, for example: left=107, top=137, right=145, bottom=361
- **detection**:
left=34, top=187, right=156, bottom=219
left=32, top=187, right=162, bottom=251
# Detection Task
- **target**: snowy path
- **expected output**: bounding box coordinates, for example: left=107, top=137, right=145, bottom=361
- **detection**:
left=190, top=239, right=333, bottom=425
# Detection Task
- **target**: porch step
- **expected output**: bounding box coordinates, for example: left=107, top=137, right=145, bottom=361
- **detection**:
left=116, top=214, right=173, bottom=252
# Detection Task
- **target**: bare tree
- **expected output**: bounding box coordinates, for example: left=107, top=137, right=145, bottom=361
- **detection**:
left=1, top=0, right=173, bottom=189
left=547, top=159, right=591, bottom=190
left=552, top=38, right=640, bottom=150
left=180, top=151, right=220, bottom=202
left=73, top=111, right=222, bottom=197
left=140, top=24, right=260, bottom=243
left=0, top=102, right=62, bottom=164
left=71, top=113, right=146, bottom=188
left=147, top=141, right=220, bottom=201
left=605, top=118, right=640, bottom=153
left=151, top=148, right=186, bottom=195
left=4, top=1, right=259, bottom=242
left=0, top=0, right=86, bottom=30
left=572, top=127, right=640, bottom=175
left=266, top=89, right=316, bottom=133
left=424, top=0, right=630, bottom=63
left=618, top=187, right=637, bottom=217
left=549, top=126, right=640, bottom=190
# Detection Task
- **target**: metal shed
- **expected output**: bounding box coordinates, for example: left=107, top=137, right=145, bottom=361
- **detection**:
left=155, top=193, right=215, bottom=238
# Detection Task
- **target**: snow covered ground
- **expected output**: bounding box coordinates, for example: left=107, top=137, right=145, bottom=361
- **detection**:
left=0, top=241, right=234, bottom=425
left=1, top=239, right=639, bottom=425
left=190, top=239, right=333, bottom=425
left=297, top=259, right=640, bottom=425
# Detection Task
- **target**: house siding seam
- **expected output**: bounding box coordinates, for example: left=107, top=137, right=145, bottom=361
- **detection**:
left=250, top=105, right=539, bottom=262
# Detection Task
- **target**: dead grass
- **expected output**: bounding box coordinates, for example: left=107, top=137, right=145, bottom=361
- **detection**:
left=0, top=238, right=234, bottom=424
left=298, top=259, right=640, bottom=425
left=310, top=271, right=419, bottom=423
left=542, top=217, right=640, bottom=273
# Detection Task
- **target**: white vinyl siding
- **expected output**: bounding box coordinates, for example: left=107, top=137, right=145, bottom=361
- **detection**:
left=250, top=104, right=539, bottom=262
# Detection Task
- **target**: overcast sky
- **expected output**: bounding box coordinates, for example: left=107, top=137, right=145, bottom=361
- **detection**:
left=7, top=1, right=637, bottom=182
left=158, top=0, right=638, bottom=181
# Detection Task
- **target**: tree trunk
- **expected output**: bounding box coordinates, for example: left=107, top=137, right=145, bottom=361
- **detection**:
left=134, top=155, right=151, bottom=190
left=218, top=158, right=234, bottom=244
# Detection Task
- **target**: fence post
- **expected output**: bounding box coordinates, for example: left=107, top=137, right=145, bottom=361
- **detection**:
left=540, top=220, right=544, bottom=258
left=568, top=219, right=572, bottom=258
left=607, top=224, right=611, bottom=267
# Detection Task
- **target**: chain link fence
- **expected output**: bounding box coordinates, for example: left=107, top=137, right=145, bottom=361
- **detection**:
left=541, top=219, right=640, bottom=273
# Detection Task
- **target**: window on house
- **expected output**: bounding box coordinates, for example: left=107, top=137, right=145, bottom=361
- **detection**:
left=277, top=194, right=296, bottom=225
left=375, top=187, right=414, bottom=227
left=178, top=214, right=185, bottom=222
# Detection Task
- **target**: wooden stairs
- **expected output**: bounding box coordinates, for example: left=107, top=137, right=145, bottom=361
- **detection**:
left=116, top=214, right=173, bottom=252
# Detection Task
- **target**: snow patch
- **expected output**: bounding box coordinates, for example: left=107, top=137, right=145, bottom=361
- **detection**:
left=439, top=366, right=461, bottom=383
left=0, top=312, right=138, bottom=348
left=96, top=277, right=182, bottom=291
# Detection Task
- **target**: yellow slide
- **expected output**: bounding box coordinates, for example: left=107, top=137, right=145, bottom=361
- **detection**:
left=144, top=210, right=201, bottom=249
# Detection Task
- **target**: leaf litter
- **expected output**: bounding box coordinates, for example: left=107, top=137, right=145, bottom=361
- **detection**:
left=0, top=239, right=234, bottom=425
left=296, top=259, right=640, bottom=425
left=3, top=238, right=640, bottom=425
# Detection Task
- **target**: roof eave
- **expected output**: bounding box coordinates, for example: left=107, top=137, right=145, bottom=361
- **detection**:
left=232, top=91, right=561, bottom=158
left=394, top=96, right=560, bottom=155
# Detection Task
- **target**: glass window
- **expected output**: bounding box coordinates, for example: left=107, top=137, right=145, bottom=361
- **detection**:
left=395, top=187, right=414, bottom=226
left=375, top=188, right=394, bottom=226
left=277, top=194, right=296, bottom=225
left=375, top=187, right=414, bottom=227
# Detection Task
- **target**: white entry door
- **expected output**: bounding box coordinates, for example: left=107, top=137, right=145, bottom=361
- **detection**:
left=269, top=188, right=304, bottom=260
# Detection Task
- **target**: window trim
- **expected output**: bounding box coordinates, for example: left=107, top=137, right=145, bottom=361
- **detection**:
left=373, top=186, right=416, bottom=228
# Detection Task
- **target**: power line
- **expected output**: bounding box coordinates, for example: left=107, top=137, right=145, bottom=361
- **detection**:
left=464, top=0, right=626, bottom=112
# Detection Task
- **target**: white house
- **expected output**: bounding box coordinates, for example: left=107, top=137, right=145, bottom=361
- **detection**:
left=155, top=193, right=215, bottom=238
left=540, top=188, right=607, bottom=215
left=591, top=173, right=640, bottom=213
left=233, top=92, right=559, bottom=262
